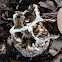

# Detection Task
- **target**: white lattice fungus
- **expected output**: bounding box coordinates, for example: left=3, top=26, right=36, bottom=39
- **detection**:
left=9, top=4, right=59, bottom=57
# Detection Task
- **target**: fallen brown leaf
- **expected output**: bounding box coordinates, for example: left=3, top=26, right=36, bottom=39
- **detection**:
left=39, top=1, right=56, bottom=12
left=49, top=49, right=58, bottom=56
left=51, top=54, right=62, bottom=62
left=39, top=1, right=48, bottom=8
left=46, top=1, right=56, bottom=11
left=55, top=0, right=60, bottom=5
left=51, top=38, right=62, bottom=51
left=58, top=1, right=62, bottom=7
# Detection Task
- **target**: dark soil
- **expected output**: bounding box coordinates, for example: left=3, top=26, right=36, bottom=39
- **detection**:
left=0, top=0, right=62, bottom=62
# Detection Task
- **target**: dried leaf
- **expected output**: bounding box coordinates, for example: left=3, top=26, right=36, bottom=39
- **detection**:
left=42, top=12, right=57, bottom=18
left=51, top=38, right=62, bottom=51
left=49, top=49, right=58, bottom=56
left=46, top=1, right=55, bottom=7
left=51, top=54, right=62, bottom=62
left=39, top=1, right=56, bottom=12
left=55, top=0, right=60, bottom=5
left=46, top=1, right=56, bottom=11
left=58, top=1, right=62, bottom=7
left=39, top=1, right=48, bottom=8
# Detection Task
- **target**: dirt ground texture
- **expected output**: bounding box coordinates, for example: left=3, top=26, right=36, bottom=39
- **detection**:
left=0, top=0, right=62, bottom=62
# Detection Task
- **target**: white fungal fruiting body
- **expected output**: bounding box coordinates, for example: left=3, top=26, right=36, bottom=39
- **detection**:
left=9, top=4, right=59, bottom=57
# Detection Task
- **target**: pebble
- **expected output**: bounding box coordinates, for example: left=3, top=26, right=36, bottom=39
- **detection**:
left=57, top=8, right=62, bottom=34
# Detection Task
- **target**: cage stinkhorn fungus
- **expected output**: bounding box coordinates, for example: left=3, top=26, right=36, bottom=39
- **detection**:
left=9, top=4, right=59, bottom=57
